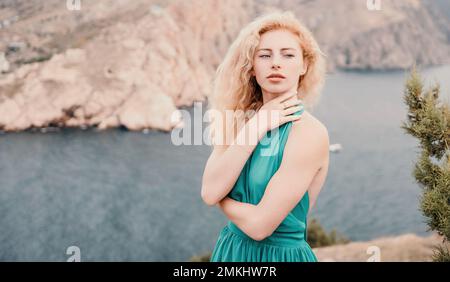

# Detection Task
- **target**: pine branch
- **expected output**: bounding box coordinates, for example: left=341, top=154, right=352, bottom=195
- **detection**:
left=402, top=67, right=450, bottom=262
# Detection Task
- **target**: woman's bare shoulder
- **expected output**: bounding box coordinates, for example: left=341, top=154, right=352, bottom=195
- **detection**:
left=282, top=110, right=329, bottom=168
left=291, top=110, right=329, bottom=139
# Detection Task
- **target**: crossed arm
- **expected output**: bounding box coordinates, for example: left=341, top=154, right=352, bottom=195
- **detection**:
left=216, top=120, right=330, bottom=241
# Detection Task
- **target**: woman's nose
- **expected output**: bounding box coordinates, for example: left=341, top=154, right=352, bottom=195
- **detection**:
left=271, top=55, right=281, bottom=69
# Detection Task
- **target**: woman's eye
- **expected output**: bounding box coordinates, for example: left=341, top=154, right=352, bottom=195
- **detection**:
left=259, top=54, right=295, bottom=58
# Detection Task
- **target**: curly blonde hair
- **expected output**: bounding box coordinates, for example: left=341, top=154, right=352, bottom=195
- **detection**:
left=208, top=11, right=326, bottom=146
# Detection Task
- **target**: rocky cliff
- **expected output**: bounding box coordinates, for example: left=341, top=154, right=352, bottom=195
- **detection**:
left=0, top=0, right=449, bottom=132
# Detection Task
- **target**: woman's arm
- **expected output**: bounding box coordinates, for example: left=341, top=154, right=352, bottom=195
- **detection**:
left=201, top=91, right=302, bottom=206
left=217, top=117, right=330, bottom=241
left=216, top=197, right=261, bottom=239
left=201, top=114, right=263, bottom=206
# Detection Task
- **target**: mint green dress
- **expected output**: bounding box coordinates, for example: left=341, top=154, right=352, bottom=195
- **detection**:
left=210, top=108, right=318, bottom=262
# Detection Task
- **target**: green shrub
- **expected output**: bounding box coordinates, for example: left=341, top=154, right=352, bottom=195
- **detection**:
left=307, top=218, right=350, bottom=248
left=402, top=66, right=450, bottom=262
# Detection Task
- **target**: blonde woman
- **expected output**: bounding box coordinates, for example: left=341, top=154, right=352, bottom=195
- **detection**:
left=201, top=11, right=329, bottom=262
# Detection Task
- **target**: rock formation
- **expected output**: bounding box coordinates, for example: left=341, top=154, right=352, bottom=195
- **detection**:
left=313, top=232, right=446, bottom=262
left=0, top=0, right=449, bottom=132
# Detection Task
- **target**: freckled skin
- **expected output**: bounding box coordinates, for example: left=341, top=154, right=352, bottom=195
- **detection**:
left=251, top=29, right=307, bottom=104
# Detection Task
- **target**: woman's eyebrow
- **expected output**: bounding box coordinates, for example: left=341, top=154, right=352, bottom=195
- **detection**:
left=257, top=48, right=297, bottom=52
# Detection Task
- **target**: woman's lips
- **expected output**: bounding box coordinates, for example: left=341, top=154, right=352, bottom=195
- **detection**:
left=267, top=77, right=285, bottom=82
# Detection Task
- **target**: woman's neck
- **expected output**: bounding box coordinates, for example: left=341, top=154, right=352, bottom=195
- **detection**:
left=261, top=88, right=300, bottom=105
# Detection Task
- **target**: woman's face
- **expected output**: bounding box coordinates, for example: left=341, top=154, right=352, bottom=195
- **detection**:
left=252, top=29, right=307, bottom=95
